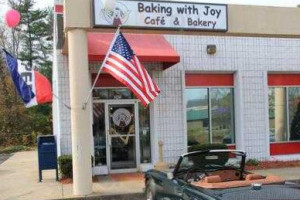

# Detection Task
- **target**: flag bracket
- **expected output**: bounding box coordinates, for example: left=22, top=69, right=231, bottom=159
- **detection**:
left=52, top=93, right=71, bottom=110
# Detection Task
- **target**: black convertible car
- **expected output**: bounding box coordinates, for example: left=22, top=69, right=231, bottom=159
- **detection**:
left=145, top=150, right=300, bottom=200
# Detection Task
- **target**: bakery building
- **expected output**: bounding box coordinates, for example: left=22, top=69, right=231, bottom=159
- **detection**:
left=52, top=0, right=300, bottom=178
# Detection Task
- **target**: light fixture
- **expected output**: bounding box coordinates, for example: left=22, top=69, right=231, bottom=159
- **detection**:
left=207, top=44, right=216, bottom=55
left=102, top=0, right=116, bottom=11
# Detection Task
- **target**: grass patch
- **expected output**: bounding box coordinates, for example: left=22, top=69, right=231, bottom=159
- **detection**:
left=0, top=145, right=32, bottom=154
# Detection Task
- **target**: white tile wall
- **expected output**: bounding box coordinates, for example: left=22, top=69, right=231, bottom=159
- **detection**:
left=53, top=52, right=72, bottom=155
left=162, top=35, right=300, bottom=161
left=53, top=34, right=300, bottom=162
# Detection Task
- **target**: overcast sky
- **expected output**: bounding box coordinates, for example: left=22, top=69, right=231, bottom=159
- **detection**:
left=37, top=0, right=300, bottom=7
left=1, top=0, right=300, bottom=19
left=0, top=0, right=54, bottom=19
left=35, top=0, right=53, bottom=8
left=3, top=0, right=300, bottom=9
left=181, top=0, right=300, bottom=7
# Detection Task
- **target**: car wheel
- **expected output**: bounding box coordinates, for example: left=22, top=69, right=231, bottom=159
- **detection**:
left=146, top=179, right=157, bottom=200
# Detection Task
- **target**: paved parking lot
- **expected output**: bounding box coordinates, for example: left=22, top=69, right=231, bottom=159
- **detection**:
left=58, top=193, right=145, bottom=200
left=0, top=154, right=11, bottom=165
left=0, top=151, right=144, bottom=200
left=0, top=151, right=299, bottom=200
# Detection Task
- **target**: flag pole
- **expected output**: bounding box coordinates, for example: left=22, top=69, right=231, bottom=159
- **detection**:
left=82, top=25, right=121, bottom=110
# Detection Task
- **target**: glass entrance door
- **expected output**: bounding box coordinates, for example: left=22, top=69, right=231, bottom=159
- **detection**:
left=108, top=104, right=137, bottom=170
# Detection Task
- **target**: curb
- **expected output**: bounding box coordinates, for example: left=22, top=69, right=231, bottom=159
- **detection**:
left=53, top=193, right=145, bottom=200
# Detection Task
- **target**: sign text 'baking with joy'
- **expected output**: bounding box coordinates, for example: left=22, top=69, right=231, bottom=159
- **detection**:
left=93, top=0, right=228, bottom=31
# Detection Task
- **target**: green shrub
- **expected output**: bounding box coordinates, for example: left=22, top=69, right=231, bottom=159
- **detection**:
left=0, top=145, right=31, bottom=154
left=188, top=143, right=228, bottom=152
left=58, top=155, right=73, bottom=178
left=22, top=134, right=34, bottom=146
left=246, top=158, right=260, bottom=166
left=57, top=155, right=95, bottom=179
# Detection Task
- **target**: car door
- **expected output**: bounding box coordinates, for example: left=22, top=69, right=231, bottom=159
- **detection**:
left=182, top=184, right=215, bottom=200
left=155, top=177, right=186, bottom=200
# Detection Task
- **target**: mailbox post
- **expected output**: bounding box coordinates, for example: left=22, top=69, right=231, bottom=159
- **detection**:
left=37, top=135, right=58, bottom=182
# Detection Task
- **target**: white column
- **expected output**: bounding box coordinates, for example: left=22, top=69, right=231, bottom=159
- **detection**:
left=234, top=71, right=245, bottom=151
left=68, top=29, right=92, bottom=196
left=274, top=88, right=286, bottom=141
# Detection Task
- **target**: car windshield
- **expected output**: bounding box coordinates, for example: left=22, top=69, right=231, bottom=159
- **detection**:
left=177, top=151, right=244, bottom=173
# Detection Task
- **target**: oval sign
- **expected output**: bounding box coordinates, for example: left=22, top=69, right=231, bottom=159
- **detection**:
left=112, top=108, right=132, bottom=127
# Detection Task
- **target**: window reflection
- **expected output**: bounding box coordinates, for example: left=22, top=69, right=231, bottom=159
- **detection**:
left=93, top=89, right=108, bottom=100
left=289, top=88, right=300, bottom=141
left=186, top=88, right=235, bottom=146
left=268, top=87, right=300, bottom=142
left=211, top=88, right=235, bottom=144
left=269, top=88, right=288, bottom=142
left=139, top=104, right=151, bottom=163
left=93, top=103, right=106, bottom=166
left=186, top=89, right=210, bottom=146
left=93, top=88, right=134, bottom=99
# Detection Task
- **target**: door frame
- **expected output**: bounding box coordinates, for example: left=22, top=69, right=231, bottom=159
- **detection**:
left=94, top=99, right=140, bottom=174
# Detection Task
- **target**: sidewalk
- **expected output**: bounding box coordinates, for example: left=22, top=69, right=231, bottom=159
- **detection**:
left=0, top=151, right=300, bottom=200
left=251, top=167, right=300, bottom=181
left=0, top=151, right=144, bottom=200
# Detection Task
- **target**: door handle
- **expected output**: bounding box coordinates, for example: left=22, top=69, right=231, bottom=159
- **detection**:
left=175, top=188, right=183, bottom=197
left=108, top=137, right=111, bottom=146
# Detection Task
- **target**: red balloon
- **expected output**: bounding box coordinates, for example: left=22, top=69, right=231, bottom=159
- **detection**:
left=5, top=9, right=21, bottom=28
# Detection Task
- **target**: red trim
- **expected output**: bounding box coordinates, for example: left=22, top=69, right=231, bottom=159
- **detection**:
left=227, top=144, right=236, bottom=150
left=268, top=74, right=300, bottom=86
left=55, top=5, right=63, bottom=13
left=185, top=74, right=234, bottom=86
left=270, top=142, right=300, bottom=155
left=92, top=74, right=124, bottom=87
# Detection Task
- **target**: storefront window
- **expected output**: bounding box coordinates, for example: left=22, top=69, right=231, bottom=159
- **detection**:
left=93, top=88, right=135, bottom=100
left=93, top=103, right=106, bottom=166
left=288, top=88, right=300, bottom=141
left=211, top=88, right=235, bottom=144
left=186, top=88, right=235, bottom=146
left=186, top=89, right=209, bottom=145
left=269, top=87, right=300, bottom=142
left=268, top=88, right=288, bottom=142
left=139, top=104, right=151, bottom=163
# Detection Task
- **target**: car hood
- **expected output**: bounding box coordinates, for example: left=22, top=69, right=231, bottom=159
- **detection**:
left=207, top=184, right=300, bottom=200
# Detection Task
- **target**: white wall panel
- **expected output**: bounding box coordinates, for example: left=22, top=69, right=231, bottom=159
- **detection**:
left=54, top=34, right=300, bottom=161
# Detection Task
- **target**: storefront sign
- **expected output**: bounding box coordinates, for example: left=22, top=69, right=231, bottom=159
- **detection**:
left=93, top=0, right=228, bottom=31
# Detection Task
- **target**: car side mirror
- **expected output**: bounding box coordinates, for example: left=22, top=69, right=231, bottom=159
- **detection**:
left=167, top=172, right=174, bottom=180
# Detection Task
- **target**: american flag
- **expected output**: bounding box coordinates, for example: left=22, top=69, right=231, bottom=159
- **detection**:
left=102, top=32, right=160, bottom=106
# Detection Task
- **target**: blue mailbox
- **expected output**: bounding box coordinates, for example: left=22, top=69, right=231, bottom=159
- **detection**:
left=37, top=135, right=58, bottom=182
